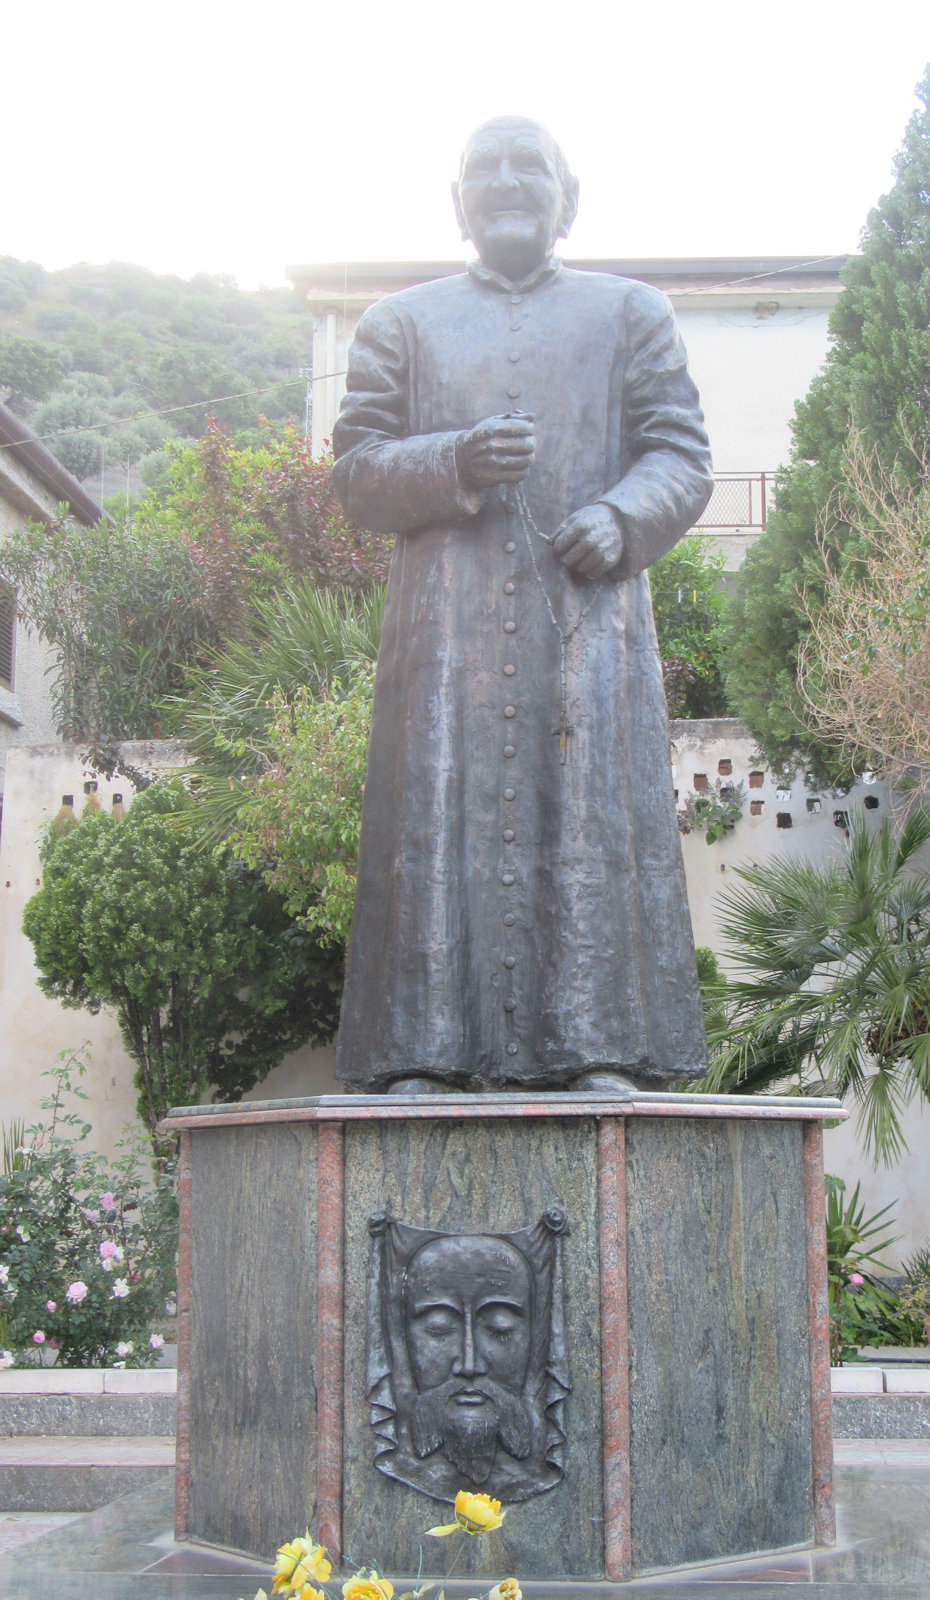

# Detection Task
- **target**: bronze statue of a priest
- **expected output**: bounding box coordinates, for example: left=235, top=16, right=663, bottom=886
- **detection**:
left=332, top=117, right=713, bottom=1095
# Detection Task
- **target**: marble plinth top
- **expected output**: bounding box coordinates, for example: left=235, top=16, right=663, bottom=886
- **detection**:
left=159, top=1088, right=846, bottom=1134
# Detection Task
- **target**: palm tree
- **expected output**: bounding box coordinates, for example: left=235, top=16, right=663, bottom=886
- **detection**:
left=166, top=579, right=384, bottom=839
left=702, top=806, right=930, bottom=1163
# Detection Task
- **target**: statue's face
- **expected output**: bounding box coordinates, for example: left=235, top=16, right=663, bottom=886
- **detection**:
left=454, top=121, right=577, bottom=280
left=405, top=1235, right=533, bottom=1398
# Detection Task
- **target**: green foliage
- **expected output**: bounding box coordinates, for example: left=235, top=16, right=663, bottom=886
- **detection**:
left=0, top=512, right=222, bottom=741
left=172, top=583, right=383, bottom=942
left=695, top=945, right=726, bottom=1040
left=228, top=669, right=374, bottom=945
left=0, top=334, right=64, bottom=412
left=650, top=536, right=728, bottom=717
left=21, top=783, right=342, bottom=1139
left=135, top=422, right=391, bottom=602
left=702, top=806, right=930, bottom=1163
left=169, top=581, right=384, bottom=835
left=824, top=1175, right=899, bottom=1361
left=0, top=255, right=314, bottom=474
left=0, top=1054, right=177, bottom=1368
left=677, top=779, right=746, bottom=844
left=724, top=67, right=930, bottom=780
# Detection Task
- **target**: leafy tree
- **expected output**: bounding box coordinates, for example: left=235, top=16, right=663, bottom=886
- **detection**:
left=22, top=782, right=342, bottom=1142
left=171, top=583, right=383, bottom=942
left=702, top=806, right=930, bottom=1164
left=227, top=670, right=374, bottom=945
left=724, top=66, right=930, bottom=779
left=0, top=514, right=223, bottom=743
left=0, top=334, right=64, bottom=412
left=797, top=438, right=930, bottom=785
left=135, top=422, right=391, bottom=601
left=171, top=581, right=383, bottom=831
left=650, top=536, right=728, bottom=717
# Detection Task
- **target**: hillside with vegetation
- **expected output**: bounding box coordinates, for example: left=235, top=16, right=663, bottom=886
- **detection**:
left=0, top=255, right=312, bottom=494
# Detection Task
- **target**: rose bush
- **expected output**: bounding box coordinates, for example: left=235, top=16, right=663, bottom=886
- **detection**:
left=0, top=1053, right=177, bottom=1367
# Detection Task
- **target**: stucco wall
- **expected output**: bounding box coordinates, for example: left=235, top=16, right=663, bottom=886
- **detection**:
left=1, top=733, right=926, bottom=1263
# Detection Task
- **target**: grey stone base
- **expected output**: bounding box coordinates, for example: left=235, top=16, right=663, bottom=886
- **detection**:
left=0, top=1464, right=171, bottom=1514
left=832, top=1395, right=930, bottom=1438
left=0, top=1393, right=177, bottom=1437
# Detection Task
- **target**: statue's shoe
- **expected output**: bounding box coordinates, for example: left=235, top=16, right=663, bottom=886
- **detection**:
left=385, top=1075, right=456, bottom=1097
left=572, top=1069, right=641, bottom=1096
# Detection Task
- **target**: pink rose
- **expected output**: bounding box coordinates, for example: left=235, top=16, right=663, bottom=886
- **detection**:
left=100, top=1192, right=117, bottom=1212
left=46, top=1300, right=57, bottom=1313
left=848, top=1272, right=865, bottom=1287
left=99, top=1241, right=118, bottom=1260
left=65, top=1281, right=88, bottom=1305
left=33, top=1330, right=46, bottom=1345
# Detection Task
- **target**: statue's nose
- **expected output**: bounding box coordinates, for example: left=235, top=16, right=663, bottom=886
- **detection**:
left=452, top=1310, right=487, bottom=1378
left=491, top=158, right=520, bottom=191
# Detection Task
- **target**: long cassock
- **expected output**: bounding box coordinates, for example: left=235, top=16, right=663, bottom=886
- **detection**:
left=332, top=257, right=713, bottom=1091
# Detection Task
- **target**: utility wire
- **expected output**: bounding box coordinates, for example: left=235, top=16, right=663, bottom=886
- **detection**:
left=0, top=370, right=349, bottom=455
left=0, top=250, right=849, bottom=457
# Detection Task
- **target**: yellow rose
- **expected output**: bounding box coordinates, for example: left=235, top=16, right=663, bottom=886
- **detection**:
left=454, top=1491, right=505, bottom=1534
left=490, top=1581, right=522, bottom=1600
left=272, top=1536, right=332, bottom=1594
left=342, top=1573, right=394, bottom=1600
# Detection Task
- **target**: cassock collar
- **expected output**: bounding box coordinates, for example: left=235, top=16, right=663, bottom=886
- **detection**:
left=467, top=256, right=562, bottom=293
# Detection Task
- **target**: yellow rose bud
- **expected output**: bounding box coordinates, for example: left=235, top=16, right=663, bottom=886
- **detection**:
left=490, top=1581, right=522, bottom=1600
left=342, top=1573, right=394, bottom=1600
left=453, top=1490, right=505, bottom=1534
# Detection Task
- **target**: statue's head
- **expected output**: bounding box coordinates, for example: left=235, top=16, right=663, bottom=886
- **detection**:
left=453, top=117, right=579, bottom=280
left=403, top=1233, right=534, bottom=1484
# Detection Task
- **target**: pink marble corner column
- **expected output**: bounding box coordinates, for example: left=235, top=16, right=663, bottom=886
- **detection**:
left=598, top=1116, right=632, bottom=1581
left=803, top=1120, right=836, bottom=1546
left=174, top=1130, right=192, bottom=1542
left=316, top=1121, right=346, bottom=1561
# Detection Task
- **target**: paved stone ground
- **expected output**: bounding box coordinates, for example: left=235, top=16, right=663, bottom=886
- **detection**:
left=0, top=1441, right=927, bottom=1595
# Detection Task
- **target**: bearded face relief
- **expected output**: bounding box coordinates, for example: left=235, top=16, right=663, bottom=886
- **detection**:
left=406, top=1237, right=534, bottom=1484
left=365, top=1210, right=571, bottom=1505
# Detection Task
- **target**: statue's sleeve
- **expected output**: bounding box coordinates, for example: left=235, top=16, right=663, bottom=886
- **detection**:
left=598, top=284, right=713, bottom=579
left=332, top=300, right=483, bottom=534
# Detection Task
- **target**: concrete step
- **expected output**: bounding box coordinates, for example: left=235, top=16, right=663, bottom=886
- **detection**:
left=0, top=1369, right=176, bottom=1437
left=0, top=1437, right=175, bottom=1513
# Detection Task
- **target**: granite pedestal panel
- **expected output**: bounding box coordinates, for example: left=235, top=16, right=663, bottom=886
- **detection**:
left=160, top=1092, right=842, bottom=1582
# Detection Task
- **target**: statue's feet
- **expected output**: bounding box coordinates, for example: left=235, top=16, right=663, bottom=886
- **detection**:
left=573, top=1069, right=641, bottom=1097
left=386, top=1075, right=455, bottom=1097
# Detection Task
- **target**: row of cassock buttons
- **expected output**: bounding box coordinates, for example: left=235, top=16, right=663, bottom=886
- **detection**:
left=502, top=292, right=523, bottom=1055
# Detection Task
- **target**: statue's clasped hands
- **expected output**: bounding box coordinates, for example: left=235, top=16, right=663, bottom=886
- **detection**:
left=456, top=413, right=624, bottom=581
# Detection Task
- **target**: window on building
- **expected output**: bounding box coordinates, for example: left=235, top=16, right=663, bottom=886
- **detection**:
left=0, top=585, right=15, bottom=690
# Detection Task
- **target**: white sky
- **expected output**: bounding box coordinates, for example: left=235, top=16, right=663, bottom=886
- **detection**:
left=4, top=1, right=930, bottom=289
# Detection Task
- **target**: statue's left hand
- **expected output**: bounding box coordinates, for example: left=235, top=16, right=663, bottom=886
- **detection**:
left=551, top=504, right=624, bottom=580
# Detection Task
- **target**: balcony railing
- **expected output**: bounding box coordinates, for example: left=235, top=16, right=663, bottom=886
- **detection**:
left=695, top=472, right=776, bottom=533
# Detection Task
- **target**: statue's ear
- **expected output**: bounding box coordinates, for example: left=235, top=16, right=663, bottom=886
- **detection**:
left=452, top=181, right=470, bottom=242
left=558, top=176, right=580, bottom=239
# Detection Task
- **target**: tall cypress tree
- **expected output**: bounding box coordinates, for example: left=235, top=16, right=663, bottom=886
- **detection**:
left=724, top=66, right=930, bottom=779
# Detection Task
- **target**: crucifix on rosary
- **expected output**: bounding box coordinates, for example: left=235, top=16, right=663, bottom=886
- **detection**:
left=551, top=712, right=574, bottom=764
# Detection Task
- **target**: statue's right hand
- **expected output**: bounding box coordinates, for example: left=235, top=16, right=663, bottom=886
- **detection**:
left=455, top=414, right=536, bottom=490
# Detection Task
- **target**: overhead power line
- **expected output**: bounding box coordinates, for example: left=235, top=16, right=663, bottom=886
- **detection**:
left=0, top=250, right=849, bottom=457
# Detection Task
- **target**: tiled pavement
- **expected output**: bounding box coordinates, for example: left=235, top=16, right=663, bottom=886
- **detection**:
left=0, top=1441, right=928, bottom=1598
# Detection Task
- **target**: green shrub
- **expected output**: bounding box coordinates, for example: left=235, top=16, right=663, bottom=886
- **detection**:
left=0, top=1055, right=177, bottom=1369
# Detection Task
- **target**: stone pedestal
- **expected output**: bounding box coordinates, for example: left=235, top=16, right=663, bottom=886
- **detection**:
left=160, top=1091, right=842, bottom=1582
